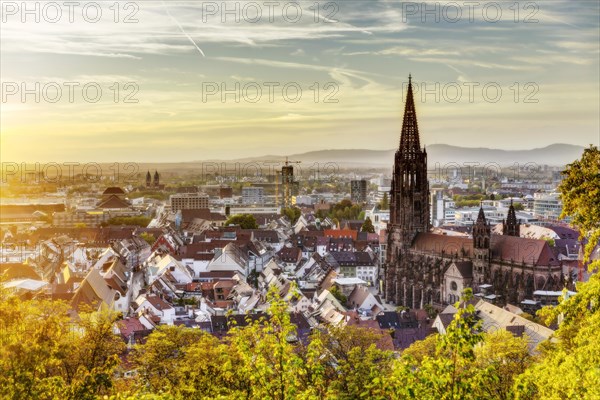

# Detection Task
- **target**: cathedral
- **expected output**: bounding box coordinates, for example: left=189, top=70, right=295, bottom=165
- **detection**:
left=146, top=170, right=160, bottom=188
left=384, top=76, right=564, bottom=309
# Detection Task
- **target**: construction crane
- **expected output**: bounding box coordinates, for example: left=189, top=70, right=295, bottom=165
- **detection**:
left=273, top=157, right=301, bottom=209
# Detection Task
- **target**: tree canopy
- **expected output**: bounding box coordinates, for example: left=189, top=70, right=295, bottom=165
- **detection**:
left=559, top=145, right=600, bottom=268
left=361, top=217, right=375, bottom=233
left=225, top=214, right=258, bottom=229
left=282, top=207, right=302, bottom=225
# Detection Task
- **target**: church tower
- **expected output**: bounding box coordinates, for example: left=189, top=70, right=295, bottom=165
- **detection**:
left=472, top=204, right=491, bottom=284
left=503, top=200, right=520, bottom=237
left=153, top=170, right=160, bottom=187
left=146, top=171, right=151, bottom=187
left=385, top=76, right=430, bottom=305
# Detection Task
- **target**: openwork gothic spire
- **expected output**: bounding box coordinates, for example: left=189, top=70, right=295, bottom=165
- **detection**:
left=476, top=203, right=486, bottom=224
left=503, top=200, right=520, bottom=237
left=399, top=74, right=421, bottom=156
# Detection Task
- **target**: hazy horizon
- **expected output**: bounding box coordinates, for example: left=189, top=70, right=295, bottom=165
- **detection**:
left=0, top=143, right=588, bottom=165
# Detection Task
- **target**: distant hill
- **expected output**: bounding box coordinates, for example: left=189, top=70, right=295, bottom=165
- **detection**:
left=227, top=143, right=585, bottom=167
left=57, top=144, right=583, bottom=174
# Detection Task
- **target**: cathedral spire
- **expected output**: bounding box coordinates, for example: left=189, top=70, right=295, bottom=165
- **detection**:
left=399, top=75, right=421, bottom=154
left=476, top=202, right=486, bottom=224
left=503, top=199, right=520, bottom=236
left=473, top=203, right=490, bottom=249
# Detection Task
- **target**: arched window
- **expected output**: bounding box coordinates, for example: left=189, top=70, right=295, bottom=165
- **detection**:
left=450, top=281, right=458, bottom=291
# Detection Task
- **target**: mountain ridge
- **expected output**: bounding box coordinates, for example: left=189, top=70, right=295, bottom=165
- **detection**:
left=196, top=143, right=585, bottom=167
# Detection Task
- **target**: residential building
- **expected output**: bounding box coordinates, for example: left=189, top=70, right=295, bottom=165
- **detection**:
left=170, top=192, right=210, bottom=211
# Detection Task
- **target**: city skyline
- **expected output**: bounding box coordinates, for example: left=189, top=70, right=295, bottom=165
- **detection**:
left=1, top=1, right=599, bottom=162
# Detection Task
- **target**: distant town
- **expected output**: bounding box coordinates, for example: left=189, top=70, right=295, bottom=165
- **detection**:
left=1, top=119, right=592, bottom=355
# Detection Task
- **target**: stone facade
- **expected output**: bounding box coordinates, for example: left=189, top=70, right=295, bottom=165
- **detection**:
left=384, top=77, right=564, bottom=308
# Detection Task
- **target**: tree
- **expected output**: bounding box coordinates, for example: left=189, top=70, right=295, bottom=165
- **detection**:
left=559, top=145, right=600, bottom=269
left=329, top=199, right=362, bottom=221
left=401, top=333, right=438, bottom=364
left=380, top=289, right=490, bottom=399
left=512, top=146, right=600, bottom=399
left=513, top=202, right=525, bottom=211
left=513, top=274, right=600, bottom=399
left=226, top=285, right=305, bottom=399
left=282, top=207, right=302, bottom=225
left=379, top=193, right=389, bottom=210
left=131, top=325, right=230, bottom=398
left=225, top=214, right=258, bottom=229
left=473, top=330, right=532, bottom=400
left=361, top=217, right=375, bottom=233
left=131, top=326, right=207, bottom=392
left=139, top=232, right=156, bottom=246
left=0, top=293, right=124, bottom=400
left=329, top=286, right=347, bottom=304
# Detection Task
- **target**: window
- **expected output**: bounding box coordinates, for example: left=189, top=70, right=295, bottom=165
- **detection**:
left=450, top=281, right=458, bottom=291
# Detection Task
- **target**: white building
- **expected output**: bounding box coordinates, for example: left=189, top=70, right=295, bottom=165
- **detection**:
left=364, top=207, right=390, bottom=234
left=134, top=294, right=176, bottom=325
left=242, top=187, right=265, bottom=205
left=533, top=192, right=565, bottom=222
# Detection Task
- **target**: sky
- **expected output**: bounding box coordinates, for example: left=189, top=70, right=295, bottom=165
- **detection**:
left=1, top=0, right=599, bottom=162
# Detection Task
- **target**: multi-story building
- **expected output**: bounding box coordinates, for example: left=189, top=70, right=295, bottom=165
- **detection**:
left=170, top=192, right=210, bottom=211
left=533, top=192, right=565, bottom=222
left=242, top=187, right=264, bottom=205
left=350, top=179, right=367, bottom=203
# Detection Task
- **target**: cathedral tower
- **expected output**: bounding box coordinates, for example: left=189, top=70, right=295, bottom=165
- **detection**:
left=385, top=76, right=431, bottom=305
left=472, top=204, right=491, bottom=283
left=503, top=200, right=520, bottom=237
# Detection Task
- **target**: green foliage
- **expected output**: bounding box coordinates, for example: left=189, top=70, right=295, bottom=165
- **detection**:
left=513, top=202, right=525, bottom=211
left=130, top=325, right=230, bottom=397
left=106, top=216, right=151, bottom=227
left=513, top=148, right=600, bottom=399
left=282, top=207, right=302, bottom=224
left=0, top=294, right=125, bottom=400
left=424, top=303, right=437, bottom=319
left=225, top=214, right=258, bottom=229
left=453, top=194, right=486, bottom=208
left=329, top=286, right=347, bottom=304
left=361, top=217, right=375, bottom=233
left=559, top=145, right=600, bottom=270
left=139, top=232, right=156, bottom=246
left=514, top=275, right=600, bottom=399
left=7, top=280, right=600, bottom=400
left=379, top=193, right=389, bottom=210
left=174, top=297, right=197, bottom=306
left=380, top=289, right=533, bottom=400
left=329, top=199, right=362, bottom=221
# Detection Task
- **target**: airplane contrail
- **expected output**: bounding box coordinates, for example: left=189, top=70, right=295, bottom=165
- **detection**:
left=161, top=1, right=205, bottom=57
